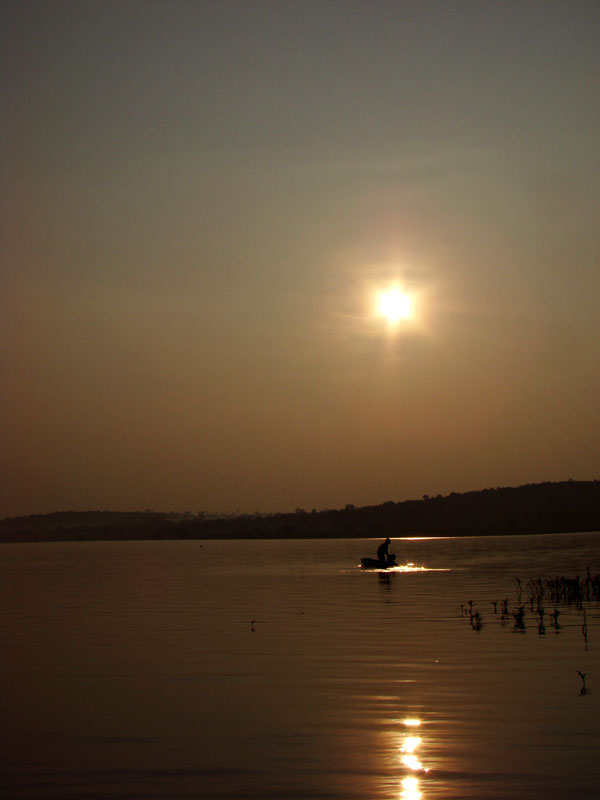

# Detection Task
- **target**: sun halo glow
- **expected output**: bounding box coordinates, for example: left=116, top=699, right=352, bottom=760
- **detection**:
left=376, top=287, right=414, bottom=325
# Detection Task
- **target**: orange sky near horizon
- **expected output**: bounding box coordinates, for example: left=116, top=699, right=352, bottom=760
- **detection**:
left=2, top=1, right=599, bottom=518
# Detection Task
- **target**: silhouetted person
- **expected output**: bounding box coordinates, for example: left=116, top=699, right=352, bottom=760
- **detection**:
left=377, top=537, right=391, bottom=565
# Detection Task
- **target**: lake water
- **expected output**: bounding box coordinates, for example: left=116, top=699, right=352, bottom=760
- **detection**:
left=2, top=533, right=599, bottom=799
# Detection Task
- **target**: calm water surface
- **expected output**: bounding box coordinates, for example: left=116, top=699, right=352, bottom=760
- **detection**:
left=2, top=533, right=600, bottom=799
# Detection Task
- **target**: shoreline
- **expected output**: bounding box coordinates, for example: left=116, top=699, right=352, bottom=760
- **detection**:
left=2, top=528, right=599, bottom=545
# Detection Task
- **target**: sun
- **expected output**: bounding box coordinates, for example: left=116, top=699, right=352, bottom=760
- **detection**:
left=376, top=286, right=414, bottom=324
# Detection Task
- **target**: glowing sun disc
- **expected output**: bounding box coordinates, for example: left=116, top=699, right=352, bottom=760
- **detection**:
left=376, top=287, right=414, bottom=323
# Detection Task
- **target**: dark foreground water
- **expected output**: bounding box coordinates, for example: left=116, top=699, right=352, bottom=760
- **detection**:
left=2, top=533, right=599, bottom=799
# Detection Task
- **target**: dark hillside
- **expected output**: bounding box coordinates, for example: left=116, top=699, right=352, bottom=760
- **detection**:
left=1, top=481, right=599, bottom=542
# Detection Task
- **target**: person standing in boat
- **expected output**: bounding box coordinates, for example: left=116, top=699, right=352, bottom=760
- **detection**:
left=377, top=537, right=391, bottom=565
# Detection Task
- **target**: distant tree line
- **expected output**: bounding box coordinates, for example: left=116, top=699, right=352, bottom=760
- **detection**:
left=1, top=480, right=599, bottom=543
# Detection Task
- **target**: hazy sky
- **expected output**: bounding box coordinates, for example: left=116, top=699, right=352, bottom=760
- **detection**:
left=2, top=0, right=599, bottom=518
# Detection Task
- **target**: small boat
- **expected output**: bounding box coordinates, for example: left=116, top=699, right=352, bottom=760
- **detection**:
left=360, top=554, right=398, bottom=569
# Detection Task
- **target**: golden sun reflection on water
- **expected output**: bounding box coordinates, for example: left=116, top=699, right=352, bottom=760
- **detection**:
left=400, top=776, right=422, bottom=799
left=395, top=563, right=449, bottom=573
left=402, top=736, right=421, bottom=753
left=397, top=717, right=429, bottom=799
left=358, top=561, right=449, bottom=573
